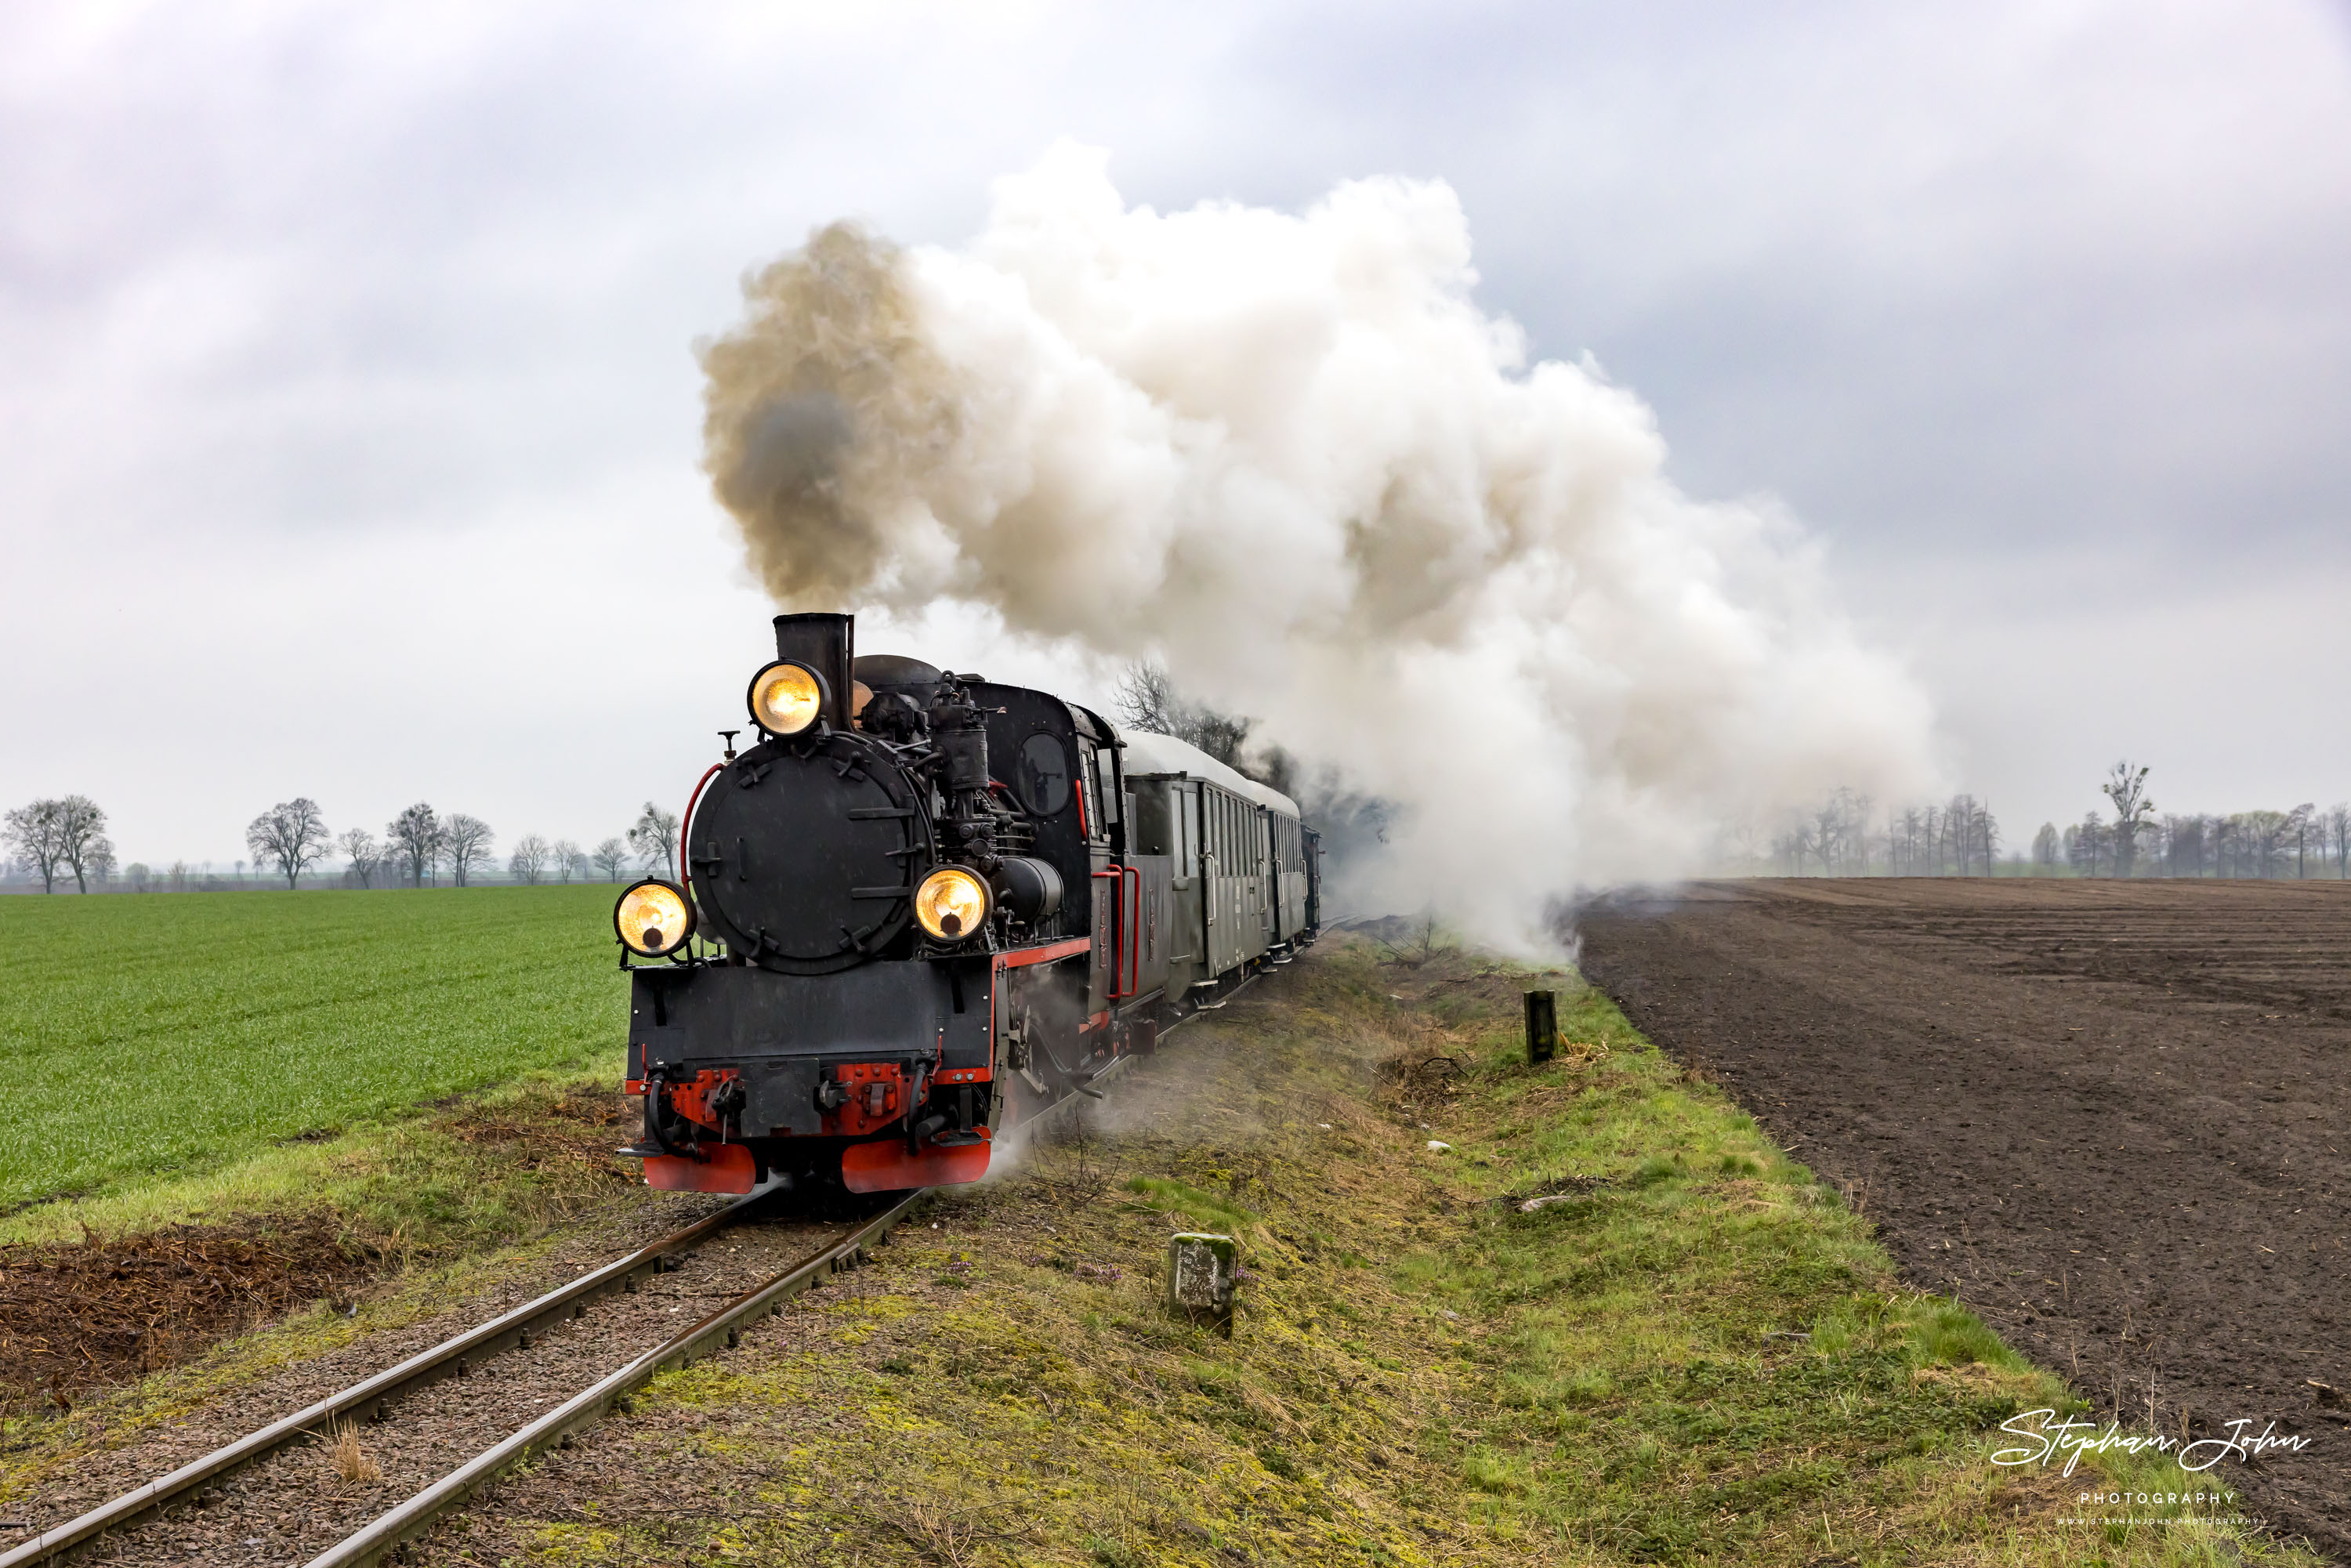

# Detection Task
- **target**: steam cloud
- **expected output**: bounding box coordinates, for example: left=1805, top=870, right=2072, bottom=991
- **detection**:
left=699, top=143, right=1942, bottom=949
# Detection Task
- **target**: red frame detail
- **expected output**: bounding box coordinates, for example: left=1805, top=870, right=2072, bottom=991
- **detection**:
left=842, top=1131, right=991, bottom=1193
left=644, top=1143, right=756, bottom=1194
left=993, top=936, right=1091, bottom=971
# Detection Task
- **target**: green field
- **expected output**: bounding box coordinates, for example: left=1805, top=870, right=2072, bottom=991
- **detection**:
left=0, top=886, right=629, bottom=1213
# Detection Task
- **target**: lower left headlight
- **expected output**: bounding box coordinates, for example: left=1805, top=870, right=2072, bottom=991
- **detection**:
left=616, top=878, right=696, bottom=957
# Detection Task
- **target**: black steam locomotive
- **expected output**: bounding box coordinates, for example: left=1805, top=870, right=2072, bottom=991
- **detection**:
left=610, top=614, right=1320, bottom=1197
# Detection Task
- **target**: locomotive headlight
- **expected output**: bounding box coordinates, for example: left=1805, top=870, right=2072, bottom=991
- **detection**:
left=615, top=878, right=695, bottom=958
left=913, top=866, right=991, bottom=942
left=747, top=660, right=827, bottom=736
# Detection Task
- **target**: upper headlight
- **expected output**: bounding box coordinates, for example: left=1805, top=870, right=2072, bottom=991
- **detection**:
left=747, top=660, right=826, bottom=736
left=914, top=866, right=991, bottom=942
left=616, top=878, right=695, bottom=957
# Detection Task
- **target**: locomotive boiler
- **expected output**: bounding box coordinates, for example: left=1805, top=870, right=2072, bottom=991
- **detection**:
left=610, top=613, right=1320, bottom=1197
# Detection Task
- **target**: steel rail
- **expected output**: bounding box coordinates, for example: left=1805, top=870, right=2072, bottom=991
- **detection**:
left=0, top=1186, right=784, bottom=1568
left=302, top=1190, right=927, bottom=1568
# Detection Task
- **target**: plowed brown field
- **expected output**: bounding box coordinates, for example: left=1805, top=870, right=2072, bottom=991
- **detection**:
left=1578, top=878, right=2350, bottom=1558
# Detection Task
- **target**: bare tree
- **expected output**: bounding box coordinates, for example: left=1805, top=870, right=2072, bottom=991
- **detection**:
left=592, top=836, right=630, bottom=881
left=443, top=813, right=494, bottom=887
left=247, top=798, right=330, bottom=889
left=55, top=795, right=112, bottom=894
left=508, top=834, right=550, bottom=885
left=339, top=827, right=380, bottom=889
left=1809, top=798, right=1842, bottom=875
left=550, top=838, right=582, bottom=883
left=3, top=799, right=67, bottom=893
left=127, top=862, right=152, bottom=892
left=1114, top=661, right=1257, bottom=773
left=628, top=802, right=681, bottom=878
left=2328, top=804, right=2351, bottom=880
left=387, top=802, right=442, bottom=887
left=2099, top=762, right=2156, bottom=878
left=1114, top=663, right=1180, bottom=733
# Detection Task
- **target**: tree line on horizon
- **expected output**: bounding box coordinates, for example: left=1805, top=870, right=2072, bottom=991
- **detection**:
left=1, top=794, right=690, bottom=893
left=1764, top=762, right=2351, bottom=879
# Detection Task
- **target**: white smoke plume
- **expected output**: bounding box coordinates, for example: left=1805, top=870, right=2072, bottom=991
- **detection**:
left=698, top=143, right=1942, bottom=949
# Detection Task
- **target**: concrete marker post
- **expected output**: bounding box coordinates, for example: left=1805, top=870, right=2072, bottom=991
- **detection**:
left=1167, top=1233, right=1238, bottom=1337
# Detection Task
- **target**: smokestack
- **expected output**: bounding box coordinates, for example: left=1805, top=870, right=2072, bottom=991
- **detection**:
left=772, top=612, right=854, bottom=731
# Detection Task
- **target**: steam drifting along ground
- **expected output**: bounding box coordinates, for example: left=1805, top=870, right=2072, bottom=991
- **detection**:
left=697, top=145, right=1943, bottom=950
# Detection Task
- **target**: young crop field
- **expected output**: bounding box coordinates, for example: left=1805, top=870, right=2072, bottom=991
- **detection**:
left=0, top=886, right=629, bottom=1215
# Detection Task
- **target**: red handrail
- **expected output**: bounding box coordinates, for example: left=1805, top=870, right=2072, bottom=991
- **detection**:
left=679, top=763, right=725, bottom=887
left=1122, top=864, right=1141, bottom=996
left=1091, top=870, right=1119, bottom=992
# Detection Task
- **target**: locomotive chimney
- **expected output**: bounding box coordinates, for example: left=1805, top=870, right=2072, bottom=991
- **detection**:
left=772, top=613, right=856, bottom=730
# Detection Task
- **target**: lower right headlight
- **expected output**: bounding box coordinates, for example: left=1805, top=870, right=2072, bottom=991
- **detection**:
left=914, top=866, right=991, bottom=941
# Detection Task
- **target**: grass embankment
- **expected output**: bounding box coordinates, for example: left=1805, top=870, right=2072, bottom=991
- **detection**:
left=480, top=935, right=2304, bottom=1567
left=0, top=884, right=648, bottom=1442
left=0, top=884, right=629, bottom=1219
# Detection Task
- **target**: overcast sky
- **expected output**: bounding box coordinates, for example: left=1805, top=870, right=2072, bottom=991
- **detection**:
left=4, top=0, right=2348, bottom=871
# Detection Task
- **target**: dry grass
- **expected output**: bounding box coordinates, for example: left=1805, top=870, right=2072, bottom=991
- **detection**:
left=324, top=1418, right=382, bottom=1485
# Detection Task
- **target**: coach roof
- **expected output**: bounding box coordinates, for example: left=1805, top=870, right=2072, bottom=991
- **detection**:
left=1114, top=727, right=1299, bottom=818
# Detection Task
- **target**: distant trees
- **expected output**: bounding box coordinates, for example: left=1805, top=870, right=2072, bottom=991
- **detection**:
left=2099, top=762, right=2156, bottom=878
left=4, top=799, right=67, bottom=893
left=2329, top=805, right=2351, bottom=879
left=1874, top=795, right=1995, bottom=876
left=247, top=798, right=330, bottom=889
left=339, top=828, right=380, bottom=889
left=387, top=803, right=441, bottom=886
left=2030, top=822, right=2059, bottom=874
left=2068, top=815, right=2110, bottom=875
left=508, top=835, right=550, bottom=885
left=443, top=814, right=495, bottom=887
left=551, top=839, right=582, bottom=883
left=592, top=837, right=630, bottom=881
left=29, top=796, right=116, bottom=895
left=628, top=803, right=681, bottom=879
left=2161, top=814, right=2206, bottom=877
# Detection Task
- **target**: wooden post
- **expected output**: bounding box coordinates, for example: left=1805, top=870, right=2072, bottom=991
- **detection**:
left=1525, top=990, right=1557, bottom=1066
left=1167, top=1233, right=1238, bottom=1337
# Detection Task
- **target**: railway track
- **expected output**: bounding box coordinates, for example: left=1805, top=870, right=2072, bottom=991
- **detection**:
left=4, top=974, right=1257, bottom=1568
left=2, top=1191, right=921, bottom=1568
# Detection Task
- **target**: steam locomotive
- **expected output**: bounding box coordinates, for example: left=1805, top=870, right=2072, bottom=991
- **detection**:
left=610, top=614, right=1320, bottom=1197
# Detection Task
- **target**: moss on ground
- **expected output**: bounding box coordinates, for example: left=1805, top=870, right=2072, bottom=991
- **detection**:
left=459, top=935, right=2306, bottom=1566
